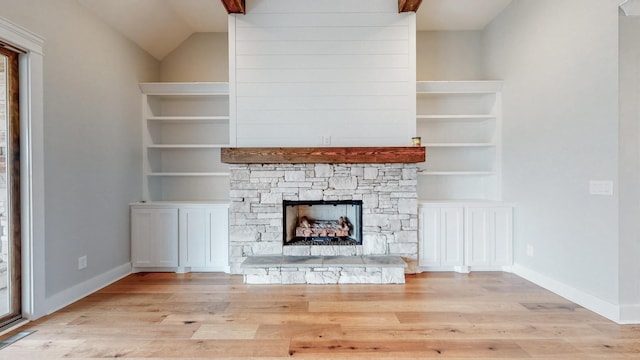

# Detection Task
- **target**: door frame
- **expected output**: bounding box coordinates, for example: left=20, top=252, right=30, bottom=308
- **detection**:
left=0, top=17, right=46, bottom=322
left=0, top=42, right=22, bottom=327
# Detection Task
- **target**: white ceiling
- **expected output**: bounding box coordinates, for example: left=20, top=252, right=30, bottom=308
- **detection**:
left=77, top=0, right=512, bottom=60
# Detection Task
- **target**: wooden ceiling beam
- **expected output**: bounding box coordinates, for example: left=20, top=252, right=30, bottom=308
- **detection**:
left=220, top=0, right=245, bottom=14
left=221, top=0, right=420, bottom=15
left=399, top=0, right=423, bottom=13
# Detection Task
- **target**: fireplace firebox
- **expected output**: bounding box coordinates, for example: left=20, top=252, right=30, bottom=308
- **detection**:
left=283, top=200, right=363, bottom=246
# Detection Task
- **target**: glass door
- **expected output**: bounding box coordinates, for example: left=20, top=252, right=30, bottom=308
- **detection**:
left=0, top=44, right=21, bottom=328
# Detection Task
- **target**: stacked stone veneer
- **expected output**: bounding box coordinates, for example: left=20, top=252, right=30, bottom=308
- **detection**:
left=228, top=163, right=419, bottom=274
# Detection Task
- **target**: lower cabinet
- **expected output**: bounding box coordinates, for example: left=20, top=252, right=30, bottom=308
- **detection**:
left=131, top=203, right=229, bottom=272
left=131, top=207, right=179, bottom=268
left=419, top=203, right=513, bottom=272
left=419, top=206, right=464, bottom=267
left=179, top=206, right=229, bottom=269
left=465, top=206, right=513, bottom=267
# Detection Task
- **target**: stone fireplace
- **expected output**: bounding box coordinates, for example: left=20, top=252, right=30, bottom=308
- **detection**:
left=222, top=147, right=425, bottom=283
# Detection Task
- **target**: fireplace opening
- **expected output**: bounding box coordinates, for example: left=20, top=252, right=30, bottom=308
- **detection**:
left=283, top=200, right=363, bottom=246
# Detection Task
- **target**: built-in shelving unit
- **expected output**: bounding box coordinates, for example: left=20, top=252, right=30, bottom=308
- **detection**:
left=415, top=81, right=512, bottom=272
left=416, top=81, right=503, bottom=202
left=133, top=82, right=232, bottom=274
left=140, top=82, right=232, bottom=202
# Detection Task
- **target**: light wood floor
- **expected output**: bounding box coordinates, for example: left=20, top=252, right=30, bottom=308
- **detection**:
left=1, top=272, right=639, bottom=359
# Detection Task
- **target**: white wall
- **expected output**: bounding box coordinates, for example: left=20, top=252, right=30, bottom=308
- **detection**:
left=231, top=0, right=416, bottom=147
left=0, top=0, right=159, bottom=312
left=618, top=14, right=640, bottom=319
left=416, top=31, right=483, bottom=81
left=162, top=30, right=438, bottom=85
left=483, top=0, right=622, bottom=313
left=161, top=32, right=228, bottom=82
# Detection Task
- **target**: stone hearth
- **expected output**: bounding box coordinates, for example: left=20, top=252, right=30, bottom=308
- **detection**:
left=242, top=255, right=408, bottom=284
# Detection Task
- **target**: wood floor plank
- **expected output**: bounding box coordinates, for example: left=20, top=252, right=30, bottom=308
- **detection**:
left=191, top=324, right=260, bottom=340
left=288, top=339, right=530, bottom=358
left=161, top=311, right=401, bottom=326
left=337, top=322, right=605, bottom=341
left=309, top=299, right=528, bottom=313
left=395, top=311, right=471, bottom=324
left=17, top=324, right=199, bottom=341
left=564, top=338, right=640, bottom=358
left=462, top=310, right=608, bottom=325
left=255, top=324, right=343, bottom=340
left=224, top=300, right=309, bottom=313
left=0, top=272, right=637, bottom=359
left=520, top=302, right=582, bottom=312
left=0, top=339, right=85, bottom=358
left=127, top=339, right=291, bottom=358
left=66, top=312, right=171, bottom=326
left=589, top=323, right=640, bottom=338
left=514, top=338, right=583, bottom=358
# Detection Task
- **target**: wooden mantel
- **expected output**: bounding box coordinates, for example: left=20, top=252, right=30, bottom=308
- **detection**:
left=221, top=147, right=425, bottom=164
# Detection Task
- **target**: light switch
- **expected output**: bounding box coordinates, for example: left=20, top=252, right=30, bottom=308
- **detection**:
left=589, top=180, right=614, bottom=196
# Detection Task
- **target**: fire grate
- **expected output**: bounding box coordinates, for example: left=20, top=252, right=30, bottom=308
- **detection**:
left=285, top=237, right=359, bottom=246
left=283, top=200, right=363, bottom=246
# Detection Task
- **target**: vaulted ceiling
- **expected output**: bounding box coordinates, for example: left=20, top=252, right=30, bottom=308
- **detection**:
left=76, top=0, right=512, bottom=60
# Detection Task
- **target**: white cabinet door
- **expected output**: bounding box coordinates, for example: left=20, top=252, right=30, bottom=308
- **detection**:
left=466, top=208, right=491, bottom=266
left=131, top=208, right=178, bottom=267
left=206, top=206, right=229, bottom=268
left=179, top=208, right=208, bottom=267
left=465, top=207, right=512, bottom=267
left=440, top=207, right=464, bottom=266
left=419, top=207, right=440, bottom=266
left=179, top=205, right=229, bottom=269
left=419, top=206, right=463, bottom=267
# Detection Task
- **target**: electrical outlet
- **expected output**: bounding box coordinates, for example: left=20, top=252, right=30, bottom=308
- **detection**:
left=322, top=136, right=331, bottom=145
left=78, top=255, right=87, bottom=270
left=526, top=245, right=534, bottom=257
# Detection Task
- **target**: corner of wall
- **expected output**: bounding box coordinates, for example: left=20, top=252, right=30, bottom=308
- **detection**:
left=512, top=264, right=639, bottom=324
left=45, top=263, right=131, bottom=316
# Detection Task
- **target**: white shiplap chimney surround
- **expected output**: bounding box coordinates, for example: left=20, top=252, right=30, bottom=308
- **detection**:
left=229, top=0, right=417, bottom=147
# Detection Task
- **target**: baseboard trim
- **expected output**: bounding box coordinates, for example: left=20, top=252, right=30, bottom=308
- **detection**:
left=45, top=262, right=132, bottom=315
left=620, top=304, right=640, bottom=324
left=511, top=264, right=640, bottom=324
left=418, top=265, right=511, bottom=274
left=132, top=266, right=231, bottom=273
